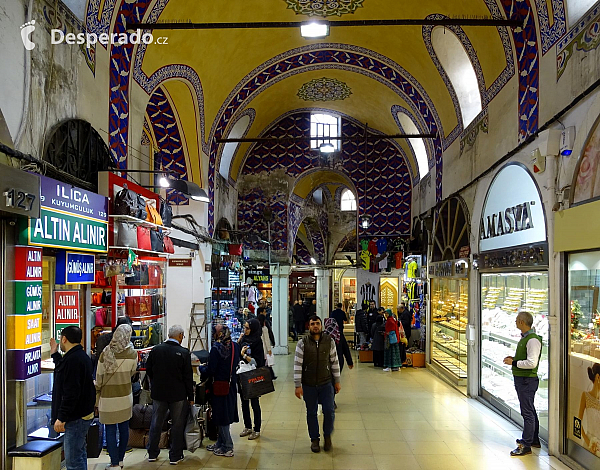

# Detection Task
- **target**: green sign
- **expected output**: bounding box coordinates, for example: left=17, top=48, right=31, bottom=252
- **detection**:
left=14, top=281, right=42, bottom=315
left=22, top=208, right=108, bottom=253
left=55, top=323, right=79, bottom=339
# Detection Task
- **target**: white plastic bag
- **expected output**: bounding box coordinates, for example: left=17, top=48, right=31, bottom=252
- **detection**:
left=184, top=405, right=201, bottom=453
left=236, top=360, right=256, bottom=374
left=266, top=352, right=275, bottom=367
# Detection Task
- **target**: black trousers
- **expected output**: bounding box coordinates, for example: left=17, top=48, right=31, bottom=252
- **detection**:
left=373, top=350, right=384, bottom=368
left=514, top=376, right=540, bottom=446
left=241, top=396, right=261, bottom=432
left=295, top=321, right=306, bottom=336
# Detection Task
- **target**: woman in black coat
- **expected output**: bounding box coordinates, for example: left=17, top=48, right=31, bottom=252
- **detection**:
left=238, top=318, right=265, bottom=440
left=207, top=325, right=241, bottom=457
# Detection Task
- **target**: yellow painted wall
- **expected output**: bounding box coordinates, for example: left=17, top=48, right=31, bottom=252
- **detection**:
left=554, top=199, right=600, bottom=252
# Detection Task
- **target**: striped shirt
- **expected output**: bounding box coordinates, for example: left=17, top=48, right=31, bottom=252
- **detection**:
left=294, top=334, right=340, bottom=388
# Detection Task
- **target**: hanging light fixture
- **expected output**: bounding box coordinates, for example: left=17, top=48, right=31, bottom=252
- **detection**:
left=159, top=174, right=170, bottom=188
left=319, top=142, right=335, bottom=153
left=360, top=214, right=372, bottom=229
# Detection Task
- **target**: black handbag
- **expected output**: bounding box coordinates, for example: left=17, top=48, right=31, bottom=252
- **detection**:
left=151, top=294, right=163, bottom=317
left=136, top=194, right=147, bottom=220
left=238, top=367, right=275, bottom=400
left=150, top=229, right=164, bottom=252
left=126, top=264, right=150, bottom=286
left=86, top=418, right=103, bottom=458
left=114, top=184, right=138, bottom=217
left=159, top=197, right=172, bottom=227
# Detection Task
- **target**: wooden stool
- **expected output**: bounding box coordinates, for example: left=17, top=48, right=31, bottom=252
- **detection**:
left=8, top=440, right=62, bottom=470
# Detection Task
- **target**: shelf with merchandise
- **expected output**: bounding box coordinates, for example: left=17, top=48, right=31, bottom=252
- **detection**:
left=433, top=339, right=467, bottom=358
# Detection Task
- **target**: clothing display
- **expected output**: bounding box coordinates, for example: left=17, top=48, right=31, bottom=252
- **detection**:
left=360, top=239, right=369, bottom=251
left=367, top=240, right=378, bottom=256
left=360, top=250, right=370, bottom=271
left=395, top=252, right=403, bottom=269
left=376, top=238, right=388, bottom=254
left=405, top=259, right=418, bottom=278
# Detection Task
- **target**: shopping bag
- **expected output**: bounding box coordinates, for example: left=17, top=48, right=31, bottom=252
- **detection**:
left=236, top=360, right=256, bottom=374
left=266, top=353, right=275, bottom=367
left=238, top=367, right=275, bottom=400
left=184, top=405, right=202, bottom=453
left=388, top=330, right=398, bottom=344
left=86, top=418, right=103, bottom=458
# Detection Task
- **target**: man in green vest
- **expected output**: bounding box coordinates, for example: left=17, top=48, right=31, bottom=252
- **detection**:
left=503, top=310, right=543, bottom=456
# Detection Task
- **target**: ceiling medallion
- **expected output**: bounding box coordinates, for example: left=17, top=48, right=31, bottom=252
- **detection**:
left=284, top=0, right=365, bottom=17
left=297, top=77, right=352, bottom=101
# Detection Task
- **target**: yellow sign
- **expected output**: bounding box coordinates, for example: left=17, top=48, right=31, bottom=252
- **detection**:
left=7, top=313, right=42, bottom=349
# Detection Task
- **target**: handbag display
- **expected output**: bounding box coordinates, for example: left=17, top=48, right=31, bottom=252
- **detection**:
left=126, top=264, right=149, bottom=286
left=137, top=226, right=152, bottom=251
left=213, top=346, right=234, bottom=396
left=238, top=367, right=275, bottom=400
left=113, top=184, right=139, bottom=217
left=148, top=265, right=163, bottom=287
left=95, top=308, right=109, bottom=327
left=94, top=270, right=108, bottom=287
left=159, top=197, right=172, bottom=227
left=151, top=294, right=163, bottom=317
left=136, top=195, right=147, bottom=220
left=116, top=221, right=138, bottom=248
left=101, top=290, right=112, bottom=305
left=163, top=235, right=175, bottom=254
left=146, top=201, right=163, bottom=226
left=150, top=229, right=164, bottom=252
left=126, top=295, right=152, bottom=318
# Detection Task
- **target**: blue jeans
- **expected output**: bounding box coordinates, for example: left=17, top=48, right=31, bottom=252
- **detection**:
left=216, top=425, right=233, bottom=452
left=514, top=376, right=540, bottom=447
left=105, top=421, right=129, bottom=465
left=302, top=383, right=335, bottom=440
left=148, top=399, right=187, bottom=462
left=63, top=418, right=92, bottom=470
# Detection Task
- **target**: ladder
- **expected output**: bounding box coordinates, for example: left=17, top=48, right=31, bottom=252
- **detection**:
left=188, top=302, right=208, bottom=352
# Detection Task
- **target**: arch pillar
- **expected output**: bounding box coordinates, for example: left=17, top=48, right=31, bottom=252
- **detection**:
left=271, top=264, right=292, bottom=355
left=315, top=268, right=331, bottom=320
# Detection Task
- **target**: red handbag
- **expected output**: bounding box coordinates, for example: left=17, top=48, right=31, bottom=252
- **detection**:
left=148, top=265, right=163, bottom=287
left=137, top=226, right=152, bottom=251
left=95, top=308, right=109, bottom=327
left=228, top=244, right=242, bottom=256
left=126, top=296, right=152, bottom=318
left=163, top=236, right=174, bottom=254
left=95, top=270, right=108, bottom=287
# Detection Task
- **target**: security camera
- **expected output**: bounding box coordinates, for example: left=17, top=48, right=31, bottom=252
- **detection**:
left=560, top=127, right=576, bottom=156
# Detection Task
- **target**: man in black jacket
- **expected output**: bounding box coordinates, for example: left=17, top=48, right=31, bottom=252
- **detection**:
left=50, top=326, right=95, bottom=470
left=354, top=309, right=368, bottom=346
left=366, top=301, right=379, bottom=340
left=293, top=300, right=306, bottom=338
left=397, top=303, right=412, bottom=345
left=146, top=324, right=194, bottom=465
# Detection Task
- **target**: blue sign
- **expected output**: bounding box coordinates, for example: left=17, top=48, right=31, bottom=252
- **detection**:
left=55, top=252, right=95, bottom=285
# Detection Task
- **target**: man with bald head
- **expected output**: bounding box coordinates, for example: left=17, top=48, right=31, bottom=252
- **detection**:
left=503, top=311, right=542, bottom=456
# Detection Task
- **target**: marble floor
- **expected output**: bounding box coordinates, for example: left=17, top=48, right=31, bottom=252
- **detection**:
left=89, top=347, right=573, bottom=470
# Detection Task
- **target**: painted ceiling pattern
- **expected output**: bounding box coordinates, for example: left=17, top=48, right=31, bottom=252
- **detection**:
left=297, top=77, right=352, bottom=101
left=237, top=188, right=288, bottom=251
left=284, top=0, right=365, bottom=17
left=294, top=237, right=313, bottom=264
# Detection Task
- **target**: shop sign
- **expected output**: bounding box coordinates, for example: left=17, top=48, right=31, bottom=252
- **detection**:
left=21, top=175, right=108, bottom=252
left=55, top=251, right=95, bottom=284
left=428, top=259, right=469, bottom=278
left=9, top=246, right=42, bottom=380
left=479, top=163, right=546, bottom=252
left=0, top=166, right=40, bottom=218
left=247, top=269, right=270, bottom=283
left=480, top=244, right=548, bottom=269
left=169, top=258, right=193, bottom=267
left=54, top=291, right=80, bottom=338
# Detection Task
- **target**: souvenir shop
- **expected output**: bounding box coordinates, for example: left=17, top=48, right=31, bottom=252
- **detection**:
left=402, top=255, right=426, bottom=349
left=289, top=270, right=316, bottom=307
left=553, top=117, right=600, bottom=469
left=210, top=245, right=244, bottom=342
left=477, top=163, right=550, bottom=441
left=427, top=196, right=472, bottom=390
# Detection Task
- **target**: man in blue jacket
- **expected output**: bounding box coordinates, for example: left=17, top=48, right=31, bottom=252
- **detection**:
left=50, top=326, right=95, bottom=470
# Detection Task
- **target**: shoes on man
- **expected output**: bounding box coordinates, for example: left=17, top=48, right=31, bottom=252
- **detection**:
left=205, top=443, right=217, bottom=452
left=311, top=439, right=320, bottom=453
left=213, top=449, right=234, bottom=457
left=148, top=456, right=159, bottom=462
left=516, top=438, right=541, bottom=448
left=239, top=428, right=252, bottom=437
left=125, top=446, right=133, bottom=453
left=248, top=431, right=260, bottom=440
left=510, top=445, right=532, bottom=456
left=169, top=457, right=184, bottom=465
left=324, top=435, right=332, bottom=452
left=382, top=368, right=391, bottom=372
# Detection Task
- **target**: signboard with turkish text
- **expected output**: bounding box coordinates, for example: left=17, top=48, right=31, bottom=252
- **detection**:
left=55, top=251, right=95, bottom=284
left=9, top=246, right=43, bottom=380
left=169, top=258, right=193, bottom=267
left=54, top=291, right=80, bottom=339
left=21, top=175, right=108, bottom=252
left=247, top=269, right=271, bottom=283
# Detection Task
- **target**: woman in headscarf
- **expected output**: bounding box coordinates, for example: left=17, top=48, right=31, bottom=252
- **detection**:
left=258, top=313, right=277, bottom=380
left=206, top=324, right=241, bottom=457
left=383, top=309, right=406, bottom=372
left=237, top=318, right=265, bottom=440
left=95, top=324, right=138, bottom=468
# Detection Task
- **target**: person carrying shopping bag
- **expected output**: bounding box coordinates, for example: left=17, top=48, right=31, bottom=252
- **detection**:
left=383, top=309, right=406, bottom=372
left=238, top=318, right=265, bottom=440
left=95, top=324, right=138, bottom=469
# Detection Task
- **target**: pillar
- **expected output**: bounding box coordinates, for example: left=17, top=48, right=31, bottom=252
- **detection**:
left=270, top=264, right=292, bottom=355
left=315, top=268, right=331, bottom=320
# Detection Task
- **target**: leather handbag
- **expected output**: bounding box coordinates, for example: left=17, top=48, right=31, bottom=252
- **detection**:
left=101, top=290, right=112, bottom=305
left=128, top=428, right=169, bottom=449
left=150, top=229, right=163, bottom=252
left=228, top=244, right=242, bottom=256
left=94, top=270, right=108, bottom=287
left=126, top=295, right=152, bottom=318
left=146, top=202, right=163, bottom=226
left=159, top=197, right=172, bottom=227
left=130, top=404, right=154, bottom=430
left=163, top=235, right=174, bottom=254
left=136, top=195, right=147, bottom=220
left=151, top=294, right=163, bottom=317
left=137, top=227, right=152, bottom=251
left=213, top=346, right=234, bottom=396
left=148, top=265, right=163, bottom=287
left=116, top=221, right=138, bottom=248
left=114, top=184, right=138, bottom=217
left=95, top=308, right=109, bottom=327
left=126, top=264, right=149, bottom=285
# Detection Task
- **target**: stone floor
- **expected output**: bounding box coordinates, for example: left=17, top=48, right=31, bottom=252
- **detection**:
left=89, top=347, right=573, bottom=470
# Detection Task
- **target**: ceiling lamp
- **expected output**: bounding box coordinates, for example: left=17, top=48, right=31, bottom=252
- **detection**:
left=319, top=142, right=335, bottom=153
left=159, top=175, right=170, bottom=188
left=168, top=179, right=210, bottom=202
left=301, top=22, right=329, bottom=39
left=360, top=214, right=372, bottom=230
left=310, top=257, right=317, bottom=265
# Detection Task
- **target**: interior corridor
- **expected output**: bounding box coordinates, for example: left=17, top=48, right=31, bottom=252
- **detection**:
left=89, top=349, right=571, bottom=470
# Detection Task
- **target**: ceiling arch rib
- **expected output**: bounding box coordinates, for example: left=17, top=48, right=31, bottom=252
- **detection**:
left=218, top=109, right=255, bottom=183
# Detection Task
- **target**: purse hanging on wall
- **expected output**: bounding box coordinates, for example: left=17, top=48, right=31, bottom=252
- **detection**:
left=137, top=227, right=151, bottom=251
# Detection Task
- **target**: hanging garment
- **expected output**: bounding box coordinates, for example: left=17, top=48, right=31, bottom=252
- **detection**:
left=360, top=239, right=369, bottom=251
left=406, top=260, right=418, bottom=278
left=360, top=250, right=370, bottom=271
left=395, top=252, right=403, bottom=269
left=368, top=240, right=378, bottom=256
left=379, top=254, right=388, bottom=271
left=360, top=283, right=376, bottom=303
left=247, top=286, right=260, bottom=303
left=369, top=254, right=379, bottom=273
left=376, top=238, right=388, bottom=254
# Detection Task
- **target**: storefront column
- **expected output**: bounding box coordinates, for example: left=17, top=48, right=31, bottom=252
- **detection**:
left=315, top=268, right=331, bottom=320
left=271, top=264, right=291, bottom=355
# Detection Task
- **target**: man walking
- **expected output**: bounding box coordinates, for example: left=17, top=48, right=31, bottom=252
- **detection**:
left=330, top=303, right=348, bottom=332
left=294, top=316, right=341, bottom=453
left=293, top=300, right=306, bottom=338
left=503, top=311, right=542, bottom=456
left=50, top=326, right=95, bottom=470
left=146, top=325, right=194, bottom=465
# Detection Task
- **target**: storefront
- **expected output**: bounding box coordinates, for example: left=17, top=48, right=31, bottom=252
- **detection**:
left=478, top=163, right=550, bottom=441
left=554, top=116, right=600, bottom=469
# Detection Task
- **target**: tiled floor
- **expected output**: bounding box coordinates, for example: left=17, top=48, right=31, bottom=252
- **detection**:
left=89, top=347, right=573, bottom=470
